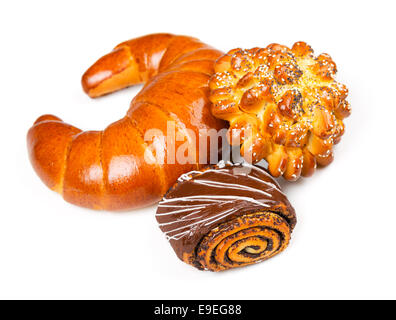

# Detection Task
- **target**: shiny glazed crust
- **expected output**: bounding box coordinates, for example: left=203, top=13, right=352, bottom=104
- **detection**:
left=209, top=42, right=350, bottom=180
left=156, top=162, right=296, bottom=271
left=27, top=34, right=226, bottom=210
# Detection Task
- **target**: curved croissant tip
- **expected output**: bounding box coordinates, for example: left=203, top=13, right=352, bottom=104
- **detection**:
left=81, top=68, right=110, bottom=98
left=34, top=114, right=62, bottom=125
left=81, top=46, right=138, bottom=98
left=81, top=74, right=93, bottom=97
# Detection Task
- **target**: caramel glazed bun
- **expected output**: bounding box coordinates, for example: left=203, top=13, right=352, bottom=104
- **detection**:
left=209, top=42, right=351, bottom=180
left=27, top=34, right=226, bottom=210
left=156, top=161, right=296, bottom=271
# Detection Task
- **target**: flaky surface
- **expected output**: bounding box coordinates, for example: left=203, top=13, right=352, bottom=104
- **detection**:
left=209, top=42, right=351, bottom=180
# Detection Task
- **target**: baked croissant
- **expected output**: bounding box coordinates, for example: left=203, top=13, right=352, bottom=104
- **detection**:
left=209, top=42, right=351, bottom=180
left=27, top=34, right=226, bottom=210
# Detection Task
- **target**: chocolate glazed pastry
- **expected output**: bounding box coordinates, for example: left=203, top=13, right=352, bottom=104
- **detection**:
left=156, top=161, right=296, bottom=271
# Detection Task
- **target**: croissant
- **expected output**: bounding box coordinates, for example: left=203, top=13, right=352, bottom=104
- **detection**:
left=156, top=161, right=296, bottom=271
left=27, top=34, right=226, bottom=210
left=209, top=42, right=351, bottom=180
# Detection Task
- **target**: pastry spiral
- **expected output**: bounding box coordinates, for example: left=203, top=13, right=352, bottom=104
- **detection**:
left=156, top=161, right=296, bottom=271
left=209, top=42, right=351, bottom=180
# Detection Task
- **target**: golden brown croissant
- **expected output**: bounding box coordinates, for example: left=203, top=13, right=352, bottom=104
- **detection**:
left=209, top=42, right=351, bottom=180
left=27, top=33, right=226, bottom=210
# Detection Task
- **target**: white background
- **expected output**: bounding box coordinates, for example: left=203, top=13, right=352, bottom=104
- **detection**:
left=1, top=0, right=395, bottom=299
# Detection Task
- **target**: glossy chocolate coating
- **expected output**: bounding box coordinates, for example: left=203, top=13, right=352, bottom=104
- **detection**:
left=156, top=161, right=296, bottom=262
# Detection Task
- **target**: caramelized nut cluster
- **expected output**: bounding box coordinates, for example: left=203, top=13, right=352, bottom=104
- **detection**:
left=209, top=42, right=350, bottom=180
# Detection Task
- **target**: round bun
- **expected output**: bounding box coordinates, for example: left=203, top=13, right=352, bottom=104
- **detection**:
left=209, top=42, right=350, bottom=180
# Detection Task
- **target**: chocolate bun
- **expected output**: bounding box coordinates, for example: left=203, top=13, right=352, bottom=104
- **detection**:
left=156, top=161, right=296, bottom=271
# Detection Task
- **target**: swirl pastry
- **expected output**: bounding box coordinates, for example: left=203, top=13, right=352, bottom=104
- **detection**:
left=209, top=42, right=351, bottom=180
left=156, top=161, right=296, bottom=271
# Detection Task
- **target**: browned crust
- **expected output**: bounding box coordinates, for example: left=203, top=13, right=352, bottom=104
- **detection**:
left=209, top=42, right=350, bottom=181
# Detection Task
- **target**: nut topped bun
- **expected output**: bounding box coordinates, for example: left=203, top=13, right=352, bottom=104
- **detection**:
left=209, top=42, right=350, bottom=180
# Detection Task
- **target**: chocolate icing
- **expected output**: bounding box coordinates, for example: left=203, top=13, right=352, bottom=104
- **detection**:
left=156, top=161, right=296, bottom=261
